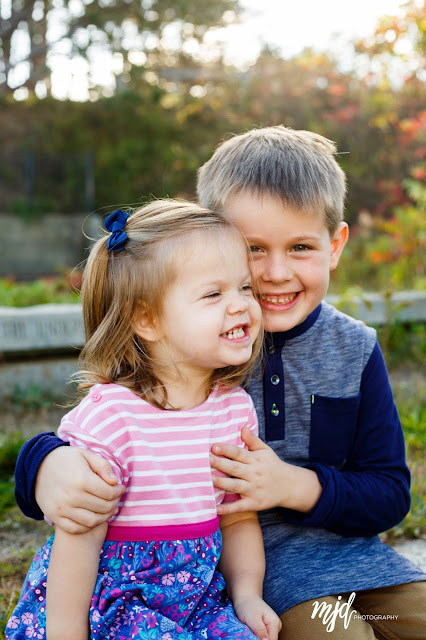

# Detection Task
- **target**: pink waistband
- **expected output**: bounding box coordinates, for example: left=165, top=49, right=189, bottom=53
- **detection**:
left=105, top=517, right=220, bottom=542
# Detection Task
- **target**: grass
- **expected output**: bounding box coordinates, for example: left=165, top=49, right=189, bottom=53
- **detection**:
left=384, top=388, right=426, bottom=541
left=388, top=349, right=426, bottom=540
left=0, top=273, right=80, bottom=307
left=7, top=385, right=59, bottom=413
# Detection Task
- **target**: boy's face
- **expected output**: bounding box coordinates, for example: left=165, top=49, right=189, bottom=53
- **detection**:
left=224, top=192, right=348, bottom=333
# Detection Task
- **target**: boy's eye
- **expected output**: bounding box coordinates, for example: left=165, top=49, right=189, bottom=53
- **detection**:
left=204, top=291, right=221, bottom=299
left=241, top=283, right=254, bottom=294
left=293, top=244, right=310, bottom=252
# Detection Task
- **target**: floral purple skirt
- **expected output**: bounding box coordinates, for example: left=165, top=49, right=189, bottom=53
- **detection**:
left=6, top=529, right=257, bottom=640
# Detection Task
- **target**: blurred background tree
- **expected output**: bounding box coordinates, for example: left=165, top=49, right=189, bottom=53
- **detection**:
left=1, top=0, right=239, bottom=96
left=0, top=0, right=425, bottom=291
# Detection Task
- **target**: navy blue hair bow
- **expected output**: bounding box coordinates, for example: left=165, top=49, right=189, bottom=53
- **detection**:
left=104, top=209, right=130, bottom=252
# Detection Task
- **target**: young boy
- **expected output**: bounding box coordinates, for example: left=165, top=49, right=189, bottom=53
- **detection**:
left=15, top=126, right=426, bottom=639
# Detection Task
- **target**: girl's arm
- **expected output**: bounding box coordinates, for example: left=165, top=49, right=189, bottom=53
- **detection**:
left=46, top=521, right=107, bottom=640
left=219, top=511, right=281, bottom=640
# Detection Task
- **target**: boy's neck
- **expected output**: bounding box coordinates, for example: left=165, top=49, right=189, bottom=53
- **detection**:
left=266, top=303, right=322, bottom=343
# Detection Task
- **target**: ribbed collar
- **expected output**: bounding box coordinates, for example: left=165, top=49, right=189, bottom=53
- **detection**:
left=264, top=303, right=322, bottom=351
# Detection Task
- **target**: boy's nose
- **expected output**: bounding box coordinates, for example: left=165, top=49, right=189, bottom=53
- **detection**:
left=263, top=256, right=292, bottom=283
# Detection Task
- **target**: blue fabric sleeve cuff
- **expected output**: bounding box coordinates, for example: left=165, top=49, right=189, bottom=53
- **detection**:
left=15, top=432, right=69, bottom=520
left=282, top=463, right=337, bottom=527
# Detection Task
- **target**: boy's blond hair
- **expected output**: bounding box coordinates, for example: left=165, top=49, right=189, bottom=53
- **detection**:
left=77, top=199, right=263, bottom=409
left=197, top=125, right=347, bottom=235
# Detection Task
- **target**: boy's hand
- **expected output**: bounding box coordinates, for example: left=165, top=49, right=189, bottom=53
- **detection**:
left=35, top=447, right=125, bottom=533
left=233, top=595, right=281, bottom=640
left=210, top=427, right=322, bottom=514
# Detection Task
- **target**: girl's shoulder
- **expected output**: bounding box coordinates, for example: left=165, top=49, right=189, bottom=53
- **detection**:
left=68, top=383, right=146, bottom=422
left=209, top=384, right=254, bottom=409
left=209, top=385, right=258, bottom=433
left=83, top=382, right=141, bottom=405
left=59, top=383, right=149, bottom=439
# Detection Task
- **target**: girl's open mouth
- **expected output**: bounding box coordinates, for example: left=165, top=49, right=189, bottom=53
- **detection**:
left=220, top=325, right=249, bottom=340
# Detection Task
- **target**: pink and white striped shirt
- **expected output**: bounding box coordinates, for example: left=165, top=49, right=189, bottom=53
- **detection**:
left=58, top=383, right=258, bottom=540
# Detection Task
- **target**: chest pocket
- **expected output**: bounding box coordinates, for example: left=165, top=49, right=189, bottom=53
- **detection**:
left=309, top=394, right=361, bottom=469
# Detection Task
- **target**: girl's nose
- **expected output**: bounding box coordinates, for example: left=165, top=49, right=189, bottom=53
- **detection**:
left=228, top=292, right=250, bottom=314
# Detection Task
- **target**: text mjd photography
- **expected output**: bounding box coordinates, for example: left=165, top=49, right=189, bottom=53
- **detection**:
left=311, top=593, right=399, bottom=632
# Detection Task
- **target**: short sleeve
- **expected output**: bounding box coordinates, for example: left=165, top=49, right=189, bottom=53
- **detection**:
left=58, top=414, right=128, bottom=488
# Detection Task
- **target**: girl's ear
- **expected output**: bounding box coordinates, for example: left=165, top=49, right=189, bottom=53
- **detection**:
left=329, top=222, right=349, bottom=271
left=133, top=307, right=163, bottom=342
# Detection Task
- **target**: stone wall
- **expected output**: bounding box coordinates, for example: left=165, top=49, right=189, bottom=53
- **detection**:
left=1, top=213, right=102, bottom=278
left=0, top=304, right=83, bottom=399
left=0, top=305, right=84, bottom=353
left=0, top=357, right=79, bottom=399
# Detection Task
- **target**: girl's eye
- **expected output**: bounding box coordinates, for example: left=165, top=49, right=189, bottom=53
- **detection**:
left=204, top=291, right=221, bottom=299
left=241, top=283, right=254, bottom=294
left=249, top=246, right=263, bottom=253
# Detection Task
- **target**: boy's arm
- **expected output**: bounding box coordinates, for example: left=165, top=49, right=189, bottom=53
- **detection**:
left=212, top=343, right=410, bottom=537
left=46, top=522, right=107, bottom=640
left=294, top=341, right=410, bottom=536
left=219, top=512, right=281, bottom=640
left=15, top=433, right=125, bottom=532
left=15, top=432, right=69, bottom=520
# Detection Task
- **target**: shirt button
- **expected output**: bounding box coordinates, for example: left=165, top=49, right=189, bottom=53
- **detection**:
left=271, top=375, right=280, bottom=385
left=91, top=391, right=101, bottom=402
left=268, top=345, right=276, bottom=354
left=271, top=403, right=279, bottom=416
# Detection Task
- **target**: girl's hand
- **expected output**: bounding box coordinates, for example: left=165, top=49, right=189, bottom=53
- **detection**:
left=35, top=447, right=125, bottom=533
left=210, top=427, right=322, bottom=514
left=233, top=595, right=281, bottom=640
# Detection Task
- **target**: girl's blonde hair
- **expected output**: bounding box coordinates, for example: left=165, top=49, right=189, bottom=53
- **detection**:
left=77, top=199, right=262, bottom=409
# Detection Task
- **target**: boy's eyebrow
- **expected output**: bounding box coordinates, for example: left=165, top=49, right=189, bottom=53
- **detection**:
left=288, top=234, right=323, bottom=243
left=245, top=234, right=322, bottom=244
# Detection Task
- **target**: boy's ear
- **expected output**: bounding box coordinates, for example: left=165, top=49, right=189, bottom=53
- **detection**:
left=133, top=307, right=163, bottom=342
left=329, top=222, right=349, bottom=271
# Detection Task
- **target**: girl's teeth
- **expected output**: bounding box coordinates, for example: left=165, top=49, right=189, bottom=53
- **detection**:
left=224, top=327, right=245, bottom=339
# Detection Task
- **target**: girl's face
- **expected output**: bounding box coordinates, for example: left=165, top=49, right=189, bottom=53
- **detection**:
left=143, top=232, right=262, bottom=379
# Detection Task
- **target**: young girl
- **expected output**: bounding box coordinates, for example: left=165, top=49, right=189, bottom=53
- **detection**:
left=6, top=200, right=281, bottom=640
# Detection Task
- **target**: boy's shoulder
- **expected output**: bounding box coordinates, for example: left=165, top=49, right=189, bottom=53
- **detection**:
left=320, top=299, right=376, bottom=334
left=318, top=301, right=377, bottom=366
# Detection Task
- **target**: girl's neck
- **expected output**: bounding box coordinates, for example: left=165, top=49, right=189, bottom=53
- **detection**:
left=158, top=372, right=213, bottom=410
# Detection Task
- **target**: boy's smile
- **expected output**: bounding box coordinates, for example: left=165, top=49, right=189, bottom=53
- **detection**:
left=224, top=192, right=348, bottom=333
